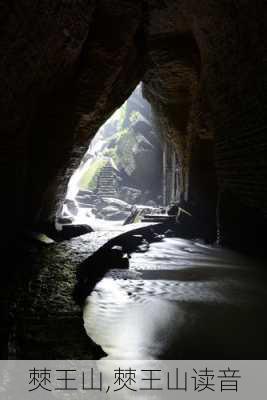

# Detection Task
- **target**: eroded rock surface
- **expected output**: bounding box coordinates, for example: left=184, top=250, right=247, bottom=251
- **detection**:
left=1, top=1, right=266, bottom=252
left=13, top=231, right=118, bottom=359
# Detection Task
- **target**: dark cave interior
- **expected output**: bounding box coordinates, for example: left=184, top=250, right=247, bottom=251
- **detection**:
left=0, top=0, right=267, bottom=360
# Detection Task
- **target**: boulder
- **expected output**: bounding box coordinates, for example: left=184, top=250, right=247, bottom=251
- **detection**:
left=64, top=199, right=79, bottom=216
left=44, top=223, right=93, bottom=242
left=146, top=200, right=157, bottom=208
left=77, top=190, right=94, bottom=197
left=57, top=216, right=73, bottom=225
left=101, top=197, right=131, bottom=210
left=101, top=206, right=120, bottom=216
left=118, top=186, right=142, bottom=204
left=105, top=211, right=131, bottom=221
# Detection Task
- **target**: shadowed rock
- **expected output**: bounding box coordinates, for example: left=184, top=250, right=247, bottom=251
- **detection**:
left=73, top=245, right=130, bottom=306
left=73, top=228, right=166, bottom=305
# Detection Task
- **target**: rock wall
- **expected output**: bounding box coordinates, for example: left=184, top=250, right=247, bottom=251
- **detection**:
left=0, top=0, right=267, bottom=251
left=143, top=0, right=267, bottom=247
left=0, top=0, right=144, bottom=246
left=142, top=4, right=216, bottom=239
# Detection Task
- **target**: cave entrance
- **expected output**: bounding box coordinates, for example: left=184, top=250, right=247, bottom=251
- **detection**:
left=60, top=84, right=165, bottom=229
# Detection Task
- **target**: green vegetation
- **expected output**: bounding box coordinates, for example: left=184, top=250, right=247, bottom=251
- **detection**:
left=103, top=148, right=119, bottom=166
left=109, top=101, right=127, bottom=130
left=116, top=128, right=128, bottom=140
left=116, top=129, right=137, bottom=174
left=102, top=128, right=130, bottom=167
left=118, top=102, right=127, bottom=129
left=130, top=111, right=142, bottom=124
left=79, top=158, right=108, bottom=190
left=104, top=128, right=128, bottom=148
left=78, top=96, right=146, bottom=189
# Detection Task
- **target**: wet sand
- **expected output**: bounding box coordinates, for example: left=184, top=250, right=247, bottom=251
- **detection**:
left=84, top=238, right=267, bottom=359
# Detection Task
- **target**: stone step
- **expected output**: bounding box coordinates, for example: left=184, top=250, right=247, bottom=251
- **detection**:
left=97, top=190, right=117, bottom=194
left=99, top=174, right=114, bottom=178
left=98, top=189, right=115, bottom=192
left=98, top=194, right=118, bottom=198
left=98, top=188, right=117, bottom=191
left=100, top=170, right=114, bottom=174
left=96, top=161, right=118, bottom=197
left=98, top=193, right=115, bottom=195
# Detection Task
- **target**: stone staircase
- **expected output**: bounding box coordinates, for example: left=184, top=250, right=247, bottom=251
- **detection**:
left=96, top=160, right=118, bottom=198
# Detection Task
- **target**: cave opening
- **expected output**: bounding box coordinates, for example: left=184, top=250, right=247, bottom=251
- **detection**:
left=1, top=1, right=267, bottom=363
left=59, top=84, right=166, bottom=230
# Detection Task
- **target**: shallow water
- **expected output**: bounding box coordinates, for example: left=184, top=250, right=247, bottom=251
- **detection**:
left=73, top=208, right=125, bottom=231
left=84, top=238, right=267, bottom=359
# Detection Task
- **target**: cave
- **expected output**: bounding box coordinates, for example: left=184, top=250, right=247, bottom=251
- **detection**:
left=1, top=1, right=267, bottom=361
left=60, top=84, right=164, bottom=228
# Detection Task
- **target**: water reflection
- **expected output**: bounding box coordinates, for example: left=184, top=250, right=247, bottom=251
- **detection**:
left=84, top=238, right=267, bottom=359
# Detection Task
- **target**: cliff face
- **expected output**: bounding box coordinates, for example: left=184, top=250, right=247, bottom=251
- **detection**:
left=1, top=1, right=267, bottom=251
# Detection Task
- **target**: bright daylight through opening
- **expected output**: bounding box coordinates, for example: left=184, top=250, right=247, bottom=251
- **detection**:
left=59, top=84, right=164, bottom=230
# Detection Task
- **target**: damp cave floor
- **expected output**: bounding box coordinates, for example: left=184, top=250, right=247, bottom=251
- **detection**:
left=14, top=224, right=267, bottom=360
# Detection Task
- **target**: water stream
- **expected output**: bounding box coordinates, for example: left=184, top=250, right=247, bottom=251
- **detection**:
left=83, top=238, right=267, bottom=359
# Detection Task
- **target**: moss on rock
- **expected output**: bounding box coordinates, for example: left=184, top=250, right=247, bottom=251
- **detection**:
left=79, top=159, right=108, bottom=190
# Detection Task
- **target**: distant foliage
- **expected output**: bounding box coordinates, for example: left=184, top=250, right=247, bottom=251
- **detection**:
left=78, top=88, right=152, bottom=190
left=116, top=129, right=137, bottom=174
left=103, top=148, right=119, bottom=166
left=118, top=102, right=127, bottom=130
left=102, top=128, right=129, bottom=167
left=130, top=111, right=142, bottom=124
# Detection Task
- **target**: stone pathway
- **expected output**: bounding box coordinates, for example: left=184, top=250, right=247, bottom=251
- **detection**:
left=96, top=160, right=118, bottom=198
